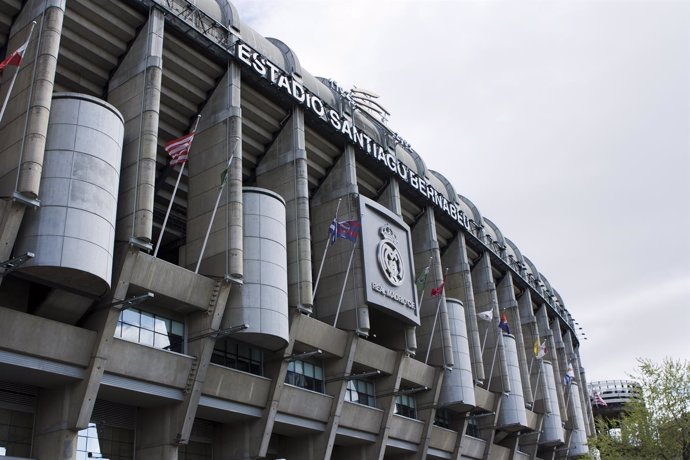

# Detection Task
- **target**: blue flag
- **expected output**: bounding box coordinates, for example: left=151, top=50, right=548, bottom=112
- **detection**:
left=328, top=219, right=360, bottom=245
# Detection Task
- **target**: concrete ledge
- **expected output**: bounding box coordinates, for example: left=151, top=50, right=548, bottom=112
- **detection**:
left=127, top=251, right=218, bottom=314
left=389, top=414, right=424, bottom=444
left=429, top=425, right=459, bottom=452
left=290, top=314, right=348, bottom=357
left=0, top=306, right=95, bottom=366
left=106, top=338, right=193, bottom=388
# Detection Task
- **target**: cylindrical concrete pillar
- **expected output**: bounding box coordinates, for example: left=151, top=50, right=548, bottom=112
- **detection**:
left=497, top=333, right=528, bottom=430
left=14, top=93, right=123, bottom=296
left=225, top=187, right=289, bottom=350
left=12, top=3, right=64, bottom=199
left=540, top=360, right=565, bottom=446
left=439, top=298, right=476, bottom=411
left=567, top=381, right=589, bottom=457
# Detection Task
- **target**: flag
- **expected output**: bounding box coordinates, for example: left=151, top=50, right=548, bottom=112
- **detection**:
left=415, top=265, right=430, bottom=293
left=535, top=339, right=547, bottom=360
left=164, top=132, right=195, bottom=165
left=219, top=164, right=231, bottom=189
left=593, top=391, right=608, bottom=407
left=431, top=277, right=446, bottom=297
left=498, top=314, right=510, bottom=334
left=328, top=219, right=360, bottom=245
left=477, top=310, right=493, bottom=322
left=563, top=363, right=575, bottom=385
left=0, top=41, right=28, bottom=72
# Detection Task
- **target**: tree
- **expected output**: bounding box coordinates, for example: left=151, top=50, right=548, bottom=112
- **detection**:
left=592, top=357, right=690, bottom=459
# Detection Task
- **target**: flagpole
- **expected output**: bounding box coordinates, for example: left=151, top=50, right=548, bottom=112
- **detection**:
left=424, top=291, right=444, bottom=364
left=313, top=198, right=342, bottom=298
left=333, top=235, right=357, bottom=327
left=487, top=323, right=500, bottom=390
left=533, top=360, right=543, bottom=399
left=424, top=267, right=448, bottom=364
left=195, top=139, right=237, bottom=273
left=0, top=21, right=36, bottom=124
left=154, top=115, right=201, bottom=258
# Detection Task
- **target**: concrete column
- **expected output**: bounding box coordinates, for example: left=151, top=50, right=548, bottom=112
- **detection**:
left=185, top=63, right=242, bottom=279
left=478, top=393, right=503, bottom=460
left=64, top=245, right=140, bottom=430
left=414, top=367, right=445, bottom=460
left=6, top=1, right=63, bottom=199
left=536, top=305, right=566, bottom=420
left=576, top=352, right=596, bottom=435
left=256, top=106, right=312, bottom=311
left=0, top=1, right=63, bottom=270
left=550, top=317, right=569, bottom=423
left=252, top=315, right=300, bottom=458
left=0, top=199, right=26, bottom=272
left=172, top=280, right=233, bottom=444
left=310, top=147, right=366, bottom=334
left=109, top=8, right=164, bottom=246
left=411, top=207, right=453, bottom=368
left=498, top=274, right=532, bottom=403
left=212, top=421, right=254, bottom=460
left=312, top=334, right=359, bottom=458
left=471, top=252, right=510, bottom=392
left=564, top=331, right=592, bottom=437
left=32, top=386, right=77, bottom=460
left=365, top=351, right=405, bottom=459
left=443, top=233, right=484, bottom=380
left=517, top=291, right=542, bottom=406
left=136, top=406, right=178, bottom=460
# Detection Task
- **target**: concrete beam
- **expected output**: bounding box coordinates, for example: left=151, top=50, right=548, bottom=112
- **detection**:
left=366, top=350, right=405, bottom=460
left=414, top=366, right=445, bottom=460
left=173, top=279, right=233, bottom=444
left=312, top=333, right=359, bottom=458
left=443, top=232, right=484, bottom=380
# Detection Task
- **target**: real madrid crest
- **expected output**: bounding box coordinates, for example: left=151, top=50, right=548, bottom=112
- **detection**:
left=377, top=224, right=405, bottom=286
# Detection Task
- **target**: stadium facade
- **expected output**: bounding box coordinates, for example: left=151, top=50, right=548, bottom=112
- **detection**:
left=0, top=1, right=594, bottom=459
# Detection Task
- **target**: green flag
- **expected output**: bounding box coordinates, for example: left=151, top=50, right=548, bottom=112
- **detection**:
left=219, top=164, right=230, bottom=189
left=415, top=265, right=429, bottom=293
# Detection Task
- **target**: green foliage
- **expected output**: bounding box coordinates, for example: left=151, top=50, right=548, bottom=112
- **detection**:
left=592, top=357, right=690, bottom=460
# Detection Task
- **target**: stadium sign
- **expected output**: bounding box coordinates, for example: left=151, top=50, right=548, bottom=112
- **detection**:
left=236, top=42, right=471, bottom=232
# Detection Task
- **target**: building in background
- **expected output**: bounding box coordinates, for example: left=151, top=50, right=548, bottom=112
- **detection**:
left=0, top=0, right=593, bottom=458
left=588, top=380, right=640, bottom=422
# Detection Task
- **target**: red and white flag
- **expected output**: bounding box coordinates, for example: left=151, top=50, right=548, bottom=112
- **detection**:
left=431, top=277, right=446, bottom=297
left=593, top=391, right=608, bottom=407
left=164, top=132, right=195, bottom=165
left=0, top=41, right=29, bottom=72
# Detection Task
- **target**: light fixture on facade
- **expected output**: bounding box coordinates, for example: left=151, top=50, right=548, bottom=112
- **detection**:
left=188, top=323, right=249, bottom=342
left=0, top=251, right=34, bottom=270
left=285, top=349, right=323, bottom=362
left=110, top=292, right=154, bottom=309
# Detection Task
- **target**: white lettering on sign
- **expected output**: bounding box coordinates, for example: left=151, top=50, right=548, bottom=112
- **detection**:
left=371, top=282, right=415, bottom=311
left=235, top=42, right=470, bottom=231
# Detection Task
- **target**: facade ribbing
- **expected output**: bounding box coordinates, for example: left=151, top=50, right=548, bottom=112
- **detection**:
left=0, top=1, right=593, bottom=459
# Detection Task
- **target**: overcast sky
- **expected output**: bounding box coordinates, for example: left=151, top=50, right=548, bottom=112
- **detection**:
left=231, top=0, right=690, bottom=383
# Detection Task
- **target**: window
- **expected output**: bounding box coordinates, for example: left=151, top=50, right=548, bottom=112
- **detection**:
left=466, top=417, right=481, bottom=438
left=344, top=380, right=376, bottom=407
left=211, top=340, right=263, bottom=376
left=285, top=359, right=324, bottom=393
left=77, top=423, right=107, bottom=460
left=434, top=408, right=451, bottom=429
left=394, top=394, right=417, bottom=419
left=115, top=308, right=184, bottom=353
